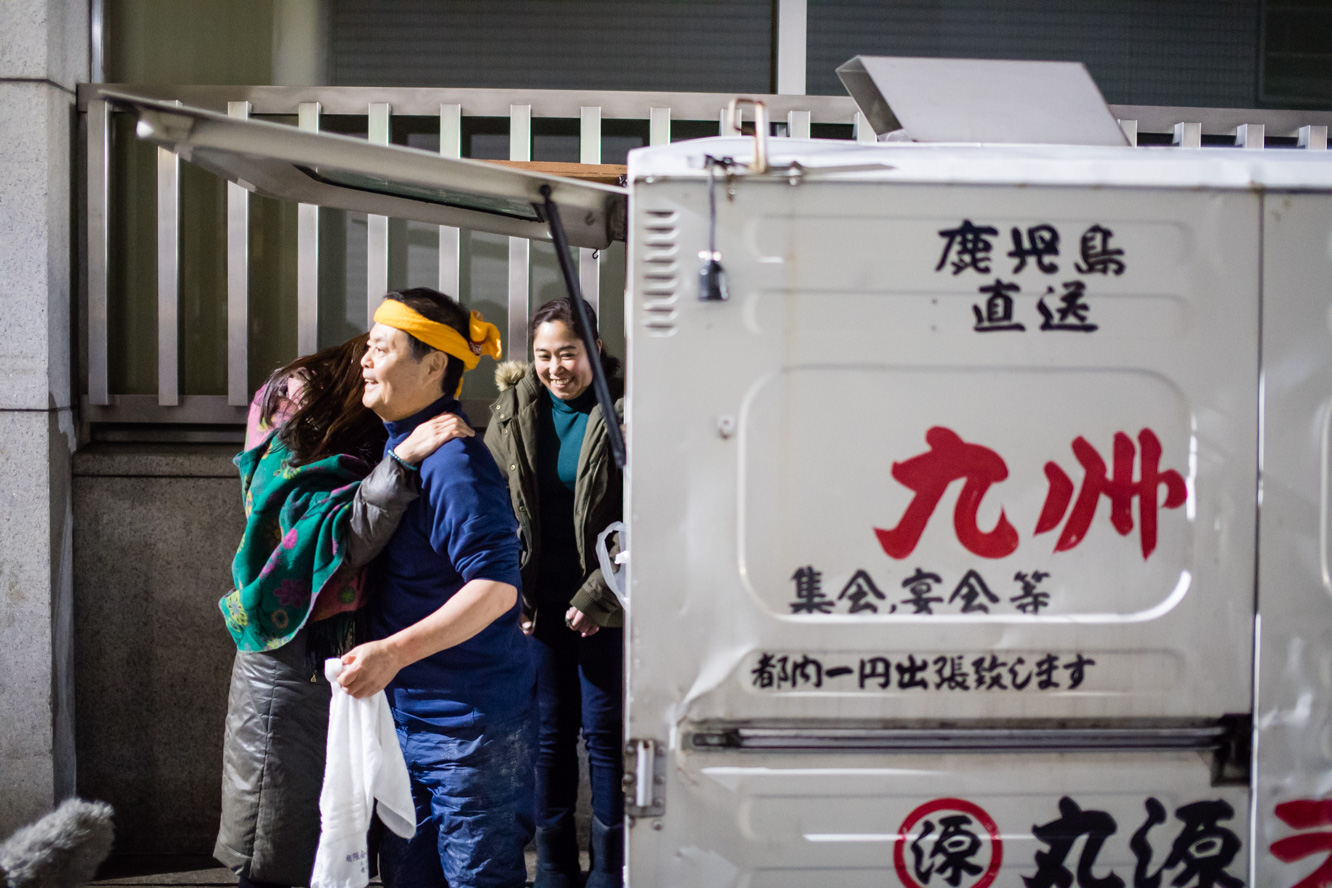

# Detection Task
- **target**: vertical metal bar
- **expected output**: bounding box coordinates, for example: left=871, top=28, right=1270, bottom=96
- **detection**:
left=156, top=103, right=181, bottom=407
left=775, top=0, right=807, bottom=95
left=86, top=98, right=110, bottom=405
left=1117, top=118, right=1139, bottom=147
left=579, top=106, right=602, bottom=164
left=296, top=102, right=320, bottom=356
left=509, top=239, right=531, bottom=361
left=579, top=106, right=602, bottom=314
left=509, top=103, right=530, bottom=159
left=227, top=101, right=251, bottom=405
left=787, top=110, right=811, bottom=140
left=721, top=108, right=738, bottom=136
left=1299, top=125, right=1328, bottom=150
left=854, top=111, right=876, bottom=143
left=539, top=186, right=625, bottom=469
left=367, top=102, right=390, bottom=328
left=439, top=103, right=462, bottom=297
left=579, top=250, right=600, bottom=317
left=1172, top=122, right=1202, bottom=149
left=89, top=0, right=104, bottom=83
left=1236, top=123, right=1265, bottom=149
left=508, top=104, right=532, bottom=358
left=649, top=107, right=671, bottom=146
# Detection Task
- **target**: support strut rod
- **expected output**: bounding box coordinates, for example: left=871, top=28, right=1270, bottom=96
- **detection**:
left=539, top=185, right=626, bottom=469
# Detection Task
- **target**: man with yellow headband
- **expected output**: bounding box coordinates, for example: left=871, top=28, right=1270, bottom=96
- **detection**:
left=334, top=287, right=535, bottom=888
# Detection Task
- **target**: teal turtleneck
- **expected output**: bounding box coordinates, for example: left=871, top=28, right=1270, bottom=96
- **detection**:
left=547, top=387, right=595, bottom=489
left=535, top=386, right=596, bottom=604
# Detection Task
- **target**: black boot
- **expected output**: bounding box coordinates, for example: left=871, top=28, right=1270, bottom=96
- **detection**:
left=584, top=815, right=624, bottom=888
left=533, top=819, right=580, bottom=888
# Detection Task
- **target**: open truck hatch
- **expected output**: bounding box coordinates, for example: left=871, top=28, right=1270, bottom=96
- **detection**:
left=110, top=90, right=629, bottom=462
left=102, top=90, right=627, bottom=250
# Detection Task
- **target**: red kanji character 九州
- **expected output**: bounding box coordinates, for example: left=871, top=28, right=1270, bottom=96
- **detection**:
left=875, top=427, right=1019, bottom=560
left=1034, top=428, right=1186, bottom=560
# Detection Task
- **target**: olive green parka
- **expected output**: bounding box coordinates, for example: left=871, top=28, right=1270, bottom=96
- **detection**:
left=484, top=361, right=624, bottom=630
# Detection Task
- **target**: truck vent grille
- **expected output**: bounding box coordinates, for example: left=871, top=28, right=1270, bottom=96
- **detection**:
left=641, top=209, right=679, bottom=335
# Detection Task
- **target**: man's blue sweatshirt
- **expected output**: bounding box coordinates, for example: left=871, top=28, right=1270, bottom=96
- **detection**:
left=374, top=395, right=533, bottom=729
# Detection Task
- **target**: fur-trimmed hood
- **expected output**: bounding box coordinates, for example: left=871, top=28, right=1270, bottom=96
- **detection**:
left=493, top=360, right=624, bottom=400
left=494, top=360, right=530, bottom=392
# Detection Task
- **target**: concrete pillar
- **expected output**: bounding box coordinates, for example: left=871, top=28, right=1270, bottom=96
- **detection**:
left=0, top=0, right=88, bottom=837
left=271, top=0, right=329, bottom=87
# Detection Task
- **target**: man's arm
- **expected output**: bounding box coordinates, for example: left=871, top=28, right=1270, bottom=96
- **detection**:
left=335, top=578, right=518, bottom=698
left=338, top=435, right=523, bottom=699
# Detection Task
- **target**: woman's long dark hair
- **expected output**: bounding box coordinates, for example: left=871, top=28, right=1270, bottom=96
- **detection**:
left=528, top=297, right=622, bottom=377
left=259, top=334, right=387, bottom=466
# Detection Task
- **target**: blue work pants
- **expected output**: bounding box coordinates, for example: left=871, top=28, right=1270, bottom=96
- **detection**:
left=379, top=704, right=537, bottom=888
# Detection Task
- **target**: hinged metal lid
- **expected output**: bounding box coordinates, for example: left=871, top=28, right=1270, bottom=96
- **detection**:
left=836, top=55, right=1129, bottom=146
left=103, top=90, right=627, bottom=249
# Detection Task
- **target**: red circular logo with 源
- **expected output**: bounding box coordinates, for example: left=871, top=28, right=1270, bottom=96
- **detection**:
left=893, top=797, right=1003, bottom=888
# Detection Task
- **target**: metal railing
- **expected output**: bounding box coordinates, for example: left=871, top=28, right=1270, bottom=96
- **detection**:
left=76, top=84, right=1332, bottom=431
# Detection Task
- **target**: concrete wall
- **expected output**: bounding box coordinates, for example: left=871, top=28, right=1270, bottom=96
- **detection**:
left=0, top=0, right=87, bottom=838
left=72, top=445, right=241, bottom=854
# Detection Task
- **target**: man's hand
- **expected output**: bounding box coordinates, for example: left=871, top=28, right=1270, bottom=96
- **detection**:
left=337, top=640, right=403, bottom=699
left=565, top=606, right=600, bottom=637
left=352, top=580, right=518, bottom=687
left=393, top=413, right=474, bottom=465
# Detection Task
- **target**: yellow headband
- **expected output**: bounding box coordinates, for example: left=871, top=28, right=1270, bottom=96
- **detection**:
left=372, top=300, right=502, bottom=372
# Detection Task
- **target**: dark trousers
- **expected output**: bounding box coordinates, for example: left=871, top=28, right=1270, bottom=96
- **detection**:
left=379, top=705, right=537, bottom=888
left=529, top=622, right=625, bottom=832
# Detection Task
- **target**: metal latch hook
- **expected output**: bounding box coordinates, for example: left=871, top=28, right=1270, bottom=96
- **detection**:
left=726, top=97, right=769, bottom=175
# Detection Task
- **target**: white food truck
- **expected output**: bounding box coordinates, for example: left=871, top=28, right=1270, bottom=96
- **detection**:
left=109, top=56, right=1332, bottom=888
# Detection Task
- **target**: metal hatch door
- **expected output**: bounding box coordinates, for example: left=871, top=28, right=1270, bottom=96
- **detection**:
left=625, top=165, right=1258, bottom=729
left=102, top=91, right=627, bottom=250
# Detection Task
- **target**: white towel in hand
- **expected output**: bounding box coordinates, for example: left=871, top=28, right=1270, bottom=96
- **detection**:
left=311, top=658, right=416, bottom=888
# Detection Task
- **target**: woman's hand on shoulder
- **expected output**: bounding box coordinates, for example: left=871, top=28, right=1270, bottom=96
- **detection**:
left=393, top=412, right=474, bottom=465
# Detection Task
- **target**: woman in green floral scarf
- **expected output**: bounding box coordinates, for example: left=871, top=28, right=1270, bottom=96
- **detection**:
left=214, top=334, right=473, bottom=888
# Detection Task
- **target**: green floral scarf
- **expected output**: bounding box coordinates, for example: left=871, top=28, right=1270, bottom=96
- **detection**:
left=220, top=433, right=368, bottom=652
